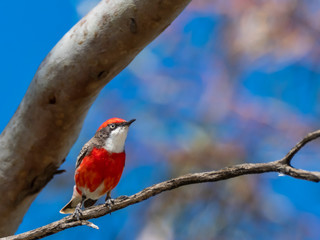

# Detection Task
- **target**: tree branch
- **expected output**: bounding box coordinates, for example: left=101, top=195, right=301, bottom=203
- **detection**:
left=4, top=129, right=320, bottom=240
left=0, top=0, right=191, bottom=236
left=280, top=129, right=320, bottom=165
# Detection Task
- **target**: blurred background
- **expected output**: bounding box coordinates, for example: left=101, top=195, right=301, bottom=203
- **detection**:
left=1, top=0, right=320, bottom=239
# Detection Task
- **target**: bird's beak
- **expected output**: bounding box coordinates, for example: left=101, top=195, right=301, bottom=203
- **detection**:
left=123, top=119, right=136, bottom=127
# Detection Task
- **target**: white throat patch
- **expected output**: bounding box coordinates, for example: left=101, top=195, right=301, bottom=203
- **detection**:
left=104, top=126, right=129, bottom=153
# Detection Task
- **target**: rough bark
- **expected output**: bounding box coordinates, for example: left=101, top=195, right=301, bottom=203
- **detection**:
left=0, top=0, right=191, bottom=236
left=3, top=129, right=320, bottom=240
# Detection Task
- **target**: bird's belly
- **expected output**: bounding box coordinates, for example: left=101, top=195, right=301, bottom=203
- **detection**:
left=75, top=148, right=125, bottom=199
left=78, top=181, right=105, bottom=200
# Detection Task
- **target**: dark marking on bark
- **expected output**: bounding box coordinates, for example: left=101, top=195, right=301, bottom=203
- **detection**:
left=97, top=70, right=109, bottom=79
left=129, top=18, right=138, bottom=34
left=97, top=71, right=105, bottom=78
left=48, top=96, right=56, bottom=104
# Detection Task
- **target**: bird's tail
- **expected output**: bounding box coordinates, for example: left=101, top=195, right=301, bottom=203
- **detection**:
left=60, top=186, right=81, bottom=214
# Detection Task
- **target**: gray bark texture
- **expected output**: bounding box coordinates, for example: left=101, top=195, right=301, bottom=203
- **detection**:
left=0, top=0, right=191, bottom=236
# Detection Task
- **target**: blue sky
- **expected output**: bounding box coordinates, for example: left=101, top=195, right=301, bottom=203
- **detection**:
left=2, top=1, right=320, bottom=239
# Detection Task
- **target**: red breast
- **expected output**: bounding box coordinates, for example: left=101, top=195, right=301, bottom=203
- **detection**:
left=75, top=147, right=125, bottom=196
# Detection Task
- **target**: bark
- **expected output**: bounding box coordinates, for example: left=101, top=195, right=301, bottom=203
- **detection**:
left=0, top=0, right=191, bottom=236
left=3, top=129, right=320, bottom=240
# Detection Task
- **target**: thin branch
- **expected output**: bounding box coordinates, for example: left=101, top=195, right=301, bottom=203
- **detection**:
left=4, top=130, right=320, bottom=240
left=81, top=221, right=99, bottom=230
left=280, top=129, right=320, bottom=165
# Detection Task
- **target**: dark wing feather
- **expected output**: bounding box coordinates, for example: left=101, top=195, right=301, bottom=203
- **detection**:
left=75, top=142, right=91, bottom=169
left=75, top=131, right=107, bottom=169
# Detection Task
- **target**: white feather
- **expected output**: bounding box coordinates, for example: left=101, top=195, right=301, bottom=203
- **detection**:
left=104, top=126, right=129, bottom=153
left=78, top=181, right=106, bottom=200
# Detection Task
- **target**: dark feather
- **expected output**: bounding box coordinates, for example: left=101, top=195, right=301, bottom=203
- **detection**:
left=75, top=127, right=111, bottom=169
left=84, top=198, right=97, bottom=208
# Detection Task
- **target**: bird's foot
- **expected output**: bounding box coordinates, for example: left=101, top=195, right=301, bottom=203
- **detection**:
left=72, top=204, right=83, bottom=221
left=105, top=197, right=115, bottom=212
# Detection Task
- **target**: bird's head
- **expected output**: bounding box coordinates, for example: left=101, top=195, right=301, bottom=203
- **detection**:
left=96, top=118, right=135, bottom=153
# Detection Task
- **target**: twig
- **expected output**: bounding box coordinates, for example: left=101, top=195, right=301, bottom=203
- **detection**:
left=81, top=220, right=99, bottom=230
left=280, top=129, right=320, bottom=165
left=3, top=130, right=320, bottom=240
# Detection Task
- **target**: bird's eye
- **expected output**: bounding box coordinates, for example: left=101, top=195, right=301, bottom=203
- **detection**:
left=109, top=124, right=116, bottom=129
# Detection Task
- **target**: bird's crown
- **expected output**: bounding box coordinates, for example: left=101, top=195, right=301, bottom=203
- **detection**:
left=97, top=118, right=126, bottom=131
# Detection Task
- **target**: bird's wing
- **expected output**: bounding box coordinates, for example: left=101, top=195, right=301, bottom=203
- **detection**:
left=75, top=135, right=103, bottom=169
left=75, top=142, right=92, bottom=169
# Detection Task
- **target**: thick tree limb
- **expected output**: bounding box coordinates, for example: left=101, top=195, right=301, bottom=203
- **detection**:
left=4, top=129, right=320, bottom=240
left=0, top=0, right=191, bottom=236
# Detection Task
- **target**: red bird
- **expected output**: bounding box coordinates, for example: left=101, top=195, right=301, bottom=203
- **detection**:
left=60, top=118, right=135, bottom=217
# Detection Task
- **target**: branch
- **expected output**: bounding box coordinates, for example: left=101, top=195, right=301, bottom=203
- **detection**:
left=280, top=129, right=320, bottom=165
left=0, top=0, right=191, bottom=236
left=4, top=130, right=320, bottom=240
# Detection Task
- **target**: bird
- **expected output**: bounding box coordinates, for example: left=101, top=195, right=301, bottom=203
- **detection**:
left=60, top=117, right=135, bottom=218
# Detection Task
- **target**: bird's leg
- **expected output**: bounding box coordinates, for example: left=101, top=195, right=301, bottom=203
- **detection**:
left=72, top=195, right=85, bottom=221
left=73, top=203, right=83, bottom=221
left=105, top=191, right=114, bottom=211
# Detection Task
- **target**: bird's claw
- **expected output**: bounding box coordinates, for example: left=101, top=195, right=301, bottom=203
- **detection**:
left=72, top=207, right=83, bottom=221
left=105, top=198, right=114, bottom=210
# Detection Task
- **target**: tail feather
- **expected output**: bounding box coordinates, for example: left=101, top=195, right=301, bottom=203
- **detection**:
left=60, top=199, right=80, bottom=214
left=60, top=186, right=81, bottom=214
